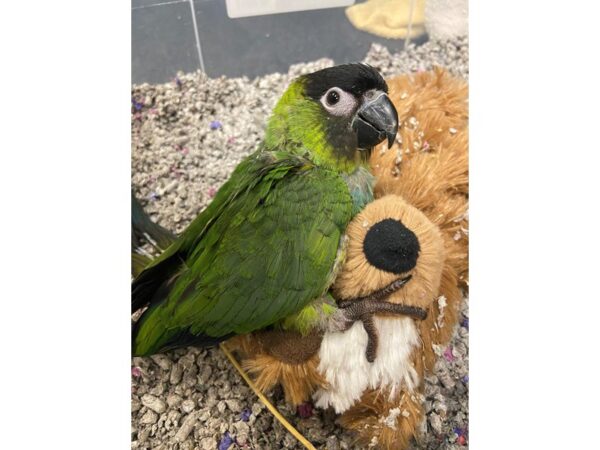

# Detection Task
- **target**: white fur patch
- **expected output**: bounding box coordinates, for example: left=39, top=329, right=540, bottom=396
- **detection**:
left=313, top=316, right=421, bottom=413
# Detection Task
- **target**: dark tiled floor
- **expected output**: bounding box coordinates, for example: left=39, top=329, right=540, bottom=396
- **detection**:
left=132, top=0, right=428, bottom=84
left=132, top=1, right=200, bottom=84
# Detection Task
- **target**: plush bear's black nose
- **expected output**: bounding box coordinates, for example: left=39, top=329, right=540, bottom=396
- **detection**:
left=363, top=218, right=420, bottom=274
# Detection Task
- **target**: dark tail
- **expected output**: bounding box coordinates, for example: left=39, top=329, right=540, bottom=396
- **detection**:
left=131, top=192, right=176, bottom=253
left=130, top=193, right=231, bottom=354
left=131, top=192, right=179, bottom=310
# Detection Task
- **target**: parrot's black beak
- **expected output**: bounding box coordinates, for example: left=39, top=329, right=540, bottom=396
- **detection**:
left=352, top=92, right=399, bottom=151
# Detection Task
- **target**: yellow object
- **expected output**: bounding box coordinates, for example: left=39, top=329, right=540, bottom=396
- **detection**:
left=219, top=343, right=317, bottom=450
left=345, top=0, right=426, bottom=39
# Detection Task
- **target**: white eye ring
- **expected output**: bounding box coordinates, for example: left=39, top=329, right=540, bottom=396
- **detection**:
left=320, top=87, right=357, bottom=117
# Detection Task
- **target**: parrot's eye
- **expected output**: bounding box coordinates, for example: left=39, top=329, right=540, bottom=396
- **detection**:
left=320, top=87, right=357, bottom=117
left=326, top=90, right=340, bottom=105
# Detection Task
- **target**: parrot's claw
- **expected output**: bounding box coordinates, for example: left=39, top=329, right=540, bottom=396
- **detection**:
left=331, top=276, right=428, bottom=362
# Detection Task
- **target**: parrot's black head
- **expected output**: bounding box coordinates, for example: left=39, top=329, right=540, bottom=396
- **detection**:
left=303, top=63, right=399, bottom=153
left=264, top=63, right=399, bottom=172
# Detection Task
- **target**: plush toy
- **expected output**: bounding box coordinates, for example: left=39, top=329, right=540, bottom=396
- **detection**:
left=227, top=67, right=468, bottom=449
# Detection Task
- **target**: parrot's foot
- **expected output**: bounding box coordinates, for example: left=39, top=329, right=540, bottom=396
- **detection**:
left=331, top=275, right=428, bottom=362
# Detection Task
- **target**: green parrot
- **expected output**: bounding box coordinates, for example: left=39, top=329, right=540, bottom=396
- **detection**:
left=132, top=63, right=399, bottom=356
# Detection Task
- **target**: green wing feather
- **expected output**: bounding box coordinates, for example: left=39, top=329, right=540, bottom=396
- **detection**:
left=132, top=150, right=352, bottom=355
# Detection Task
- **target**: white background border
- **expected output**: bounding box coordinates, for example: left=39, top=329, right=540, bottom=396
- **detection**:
left=1, top=1, right=599, bottom=448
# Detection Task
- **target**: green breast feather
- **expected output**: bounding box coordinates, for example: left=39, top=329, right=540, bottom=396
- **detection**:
left=132, top=150, right=354, bottom=356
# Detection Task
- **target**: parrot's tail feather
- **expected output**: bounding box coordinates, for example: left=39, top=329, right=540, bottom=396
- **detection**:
left=132, top=252, right=152, bottom=278
left=131, top=309, right=233, bottom=356
left=131, top=261, right=180, bottom=314
left=131, top=192, right=176, bottom=253
left=131, top=192, right=182, bottom=313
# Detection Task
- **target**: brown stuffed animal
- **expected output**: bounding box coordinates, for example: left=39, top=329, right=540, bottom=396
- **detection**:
left=227, top=67, right=468, bottom=449
left=371, top=67, right=468, bottom=292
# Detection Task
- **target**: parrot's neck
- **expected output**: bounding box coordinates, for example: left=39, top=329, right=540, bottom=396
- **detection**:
left=342, top=166, right=375, bottom=216
left=263, top=82, right=368, bottom=174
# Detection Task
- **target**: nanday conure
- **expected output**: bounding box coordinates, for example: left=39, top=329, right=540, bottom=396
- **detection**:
left=132, top=63, right=399, bottom=356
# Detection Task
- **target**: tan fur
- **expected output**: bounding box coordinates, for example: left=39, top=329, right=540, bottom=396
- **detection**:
left=334, top=195, right=445, bottom=311
left=226, top=332, right=326, bottom=406
left=371, top=68, right=469, bottom=288
left=231, top=69, right=468, bottom=448
left=419, top=265, right=461, bottom=370
left=226, top=333, right=264, bottom=361
left=243, top=354, right=327, bottom=406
